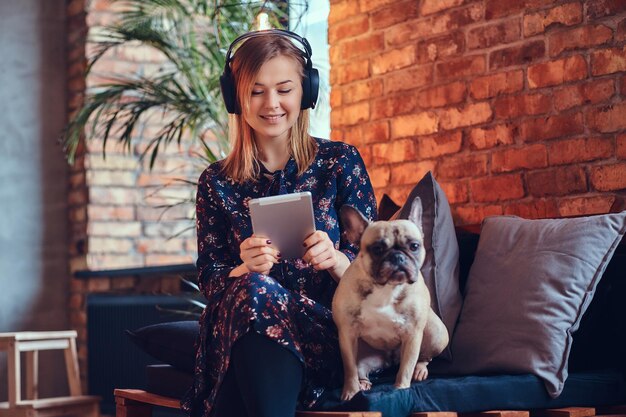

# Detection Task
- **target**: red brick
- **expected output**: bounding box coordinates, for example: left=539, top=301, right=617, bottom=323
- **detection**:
left=553, top=78, right=615, bottom=111
left=558, top=195, right=616, bottom=217
left=329, top=0, right=361, bottom=24
left=328, top=14, right=370, bottom=43
left=89, top=187, right=137, bottom=205
left=391, top=161, right=438, bottom=186
left=504, top=199, right=559, bottom=219
left=494, top=93, right=552, bottom=119
left=146, top=254, right=194, bottom=265
left=548, top=137, right=614, bottom=165
left=87, top=205, right=135, bottom=221
left=430, top=4, right=484, bottom=33
left=335, top=102, right=370, bottom=126
left=417, top=32, right=465, bottom=64
left=343, top=79, right=384, bottom=104
left=490, top=40, right=545, bottom=70
left=88, top=221, right=142, bottom=237
left=618, top=17, right=626, bottom=41
left=622, top=74, right=626, bottom=97
left=436, top=55, right=486, bottom=81
left=340, top=33, right=385, bottom=59
left=331, top=59, right=370, bottom=85
left=528, top=55, right=587, bottom=89
left=362, top=121, right=390, bottom=144
left=417, top=131, right=463, bottom=158
left=391, top=112, right=439, bottom=138
left=420, top=0, right=465, bottom=15
left=618, top=133, right=626, bottom=158
left=440, top=102, right=493, bottom=130
left=88, top=237, right=133, bottom=254
left=369, top=165, right=391, bottom=188
left=372, top=45, right=416, bottom=75
left=438, top=154, right=489, bottom=179
left=590, top=163, right=626, bottom=191
left=592, top=46, right=626, bottom=76
left=468, top=18, right=521, bottom=50
left=520, top=112, right=584, bottom=142
left=587, top=102, right=626, bottom=133
left=471, top=174, right=525, bottom=202
left=371, top=0, right=420, bottom=30
left=527, top=166, right=587, bottom=197
left=371, top=94, right=419, bottom=120
left=359, top=0, right=397, bottom=13
left=384, top=65, right=433, bottom=93
left=469, top=124, right=516, bottom=150
left=549, top=24, right=613, bottom=57
left=523, top=3, right=582, bottom=36
left=454, top=204, right=504, bottom=226
left=371, top=139, right=418, bottom=164
left=586, top=0, right=626, bottom=19
left=492, top=144, right=548, bottom=173
left=385, top=19, right=433, bottom=47
left=440, top=181, right=470, bottom=204
left=470, top=70, right=524, bottom=100
left=330, top=88, right=342, bottom=108
left=417, top=81, right=466, bottom=108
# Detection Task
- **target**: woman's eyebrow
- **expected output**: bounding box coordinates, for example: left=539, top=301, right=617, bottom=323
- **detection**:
left=254, top=80, right=294, bottom=87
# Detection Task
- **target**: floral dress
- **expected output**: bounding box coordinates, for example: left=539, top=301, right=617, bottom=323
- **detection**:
left=181, top=137, right=377, bottom=417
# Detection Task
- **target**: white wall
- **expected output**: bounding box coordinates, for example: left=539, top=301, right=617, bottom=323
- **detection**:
left=0, top=0, right=70, bottom=400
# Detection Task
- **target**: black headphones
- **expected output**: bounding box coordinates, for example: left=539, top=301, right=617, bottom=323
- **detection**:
left=220, top=29, right=319, bottom=115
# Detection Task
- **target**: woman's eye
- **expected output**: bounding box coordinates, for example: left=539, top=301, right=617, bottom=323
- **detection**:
left=251, top=90, right=263, bottom=96
left=278, top=89, right=292, bottom=94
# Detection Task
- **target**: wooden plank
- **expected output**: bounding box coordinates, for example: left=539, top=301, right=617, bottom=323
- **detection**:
left=64, top=336, right=81, bottom=396
left=296, top=412, right=382, bottom=417
left=7, top=340, right=20, bottom=406
left=0, top=331, right=77, bottom=341
left=114, top=389, right=180, bottom=409
left=17, top=339, right=69, bottom=352
left=462, top=411, right=529, bottom=417
left=412, top=413, right=459, bottom=417
left=532, top=408, right=596, bottom=417
left=25, top=350, right=38, bottom=400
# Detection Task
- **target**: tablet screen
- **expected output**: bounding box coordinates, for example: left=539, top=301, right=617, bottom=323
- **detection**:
left=248, top=192, right=316, bottom=259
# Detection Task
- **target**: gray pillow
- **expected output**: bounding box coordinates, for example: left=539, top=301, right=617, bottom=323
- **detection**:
left=392, top=171, right=462, bottom=361
left=432, top=213, right=626, bottom=397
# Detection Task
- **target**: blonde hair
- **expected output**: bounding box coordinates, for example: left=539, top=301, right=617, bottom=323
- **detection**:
left=221, top=33, right=317, bottom=183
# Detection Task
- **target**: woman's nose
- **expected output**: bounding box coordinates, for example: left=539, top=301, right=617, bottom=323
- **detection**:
left=264, top=91, right=279, bottom=108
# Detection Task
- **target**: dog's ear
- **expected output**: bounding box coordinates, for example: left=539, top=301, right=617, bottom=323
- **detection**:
left=408, top=197, right=423, bottom=231
left=339, top=205, right=370, bottom=245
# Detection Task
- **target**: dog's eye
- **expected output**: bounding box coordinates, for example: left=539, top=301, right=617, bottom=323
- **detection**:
left=409, top=242, right=420, bottom=252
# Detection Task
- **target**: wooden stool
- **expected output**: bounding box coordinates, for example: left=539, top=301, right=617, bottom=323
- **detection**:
left=0, top=331, right=100, bottom=417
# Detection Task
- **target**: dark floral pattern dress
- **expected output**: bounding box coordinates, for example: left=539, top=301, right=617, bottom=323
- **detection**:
left=182, top=138, right=377, bottom=417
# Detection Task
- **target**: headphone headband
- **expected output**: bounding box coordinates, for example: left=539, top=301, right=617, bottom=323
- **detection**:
left=220, top=29, right=319, bottom=114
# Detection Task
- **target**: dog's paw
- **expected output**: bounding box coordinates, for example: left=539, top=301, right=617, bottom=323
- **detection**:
left=412, top=361, right=429, bottom=381
left=341, top=380, right=361, bottom=401
left=359, top=378, right=372, bottom=391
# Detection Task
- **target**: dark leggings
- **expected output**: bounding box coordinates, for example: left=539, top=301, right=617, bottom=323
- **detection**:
left=212, top=331, right=304, bottom=417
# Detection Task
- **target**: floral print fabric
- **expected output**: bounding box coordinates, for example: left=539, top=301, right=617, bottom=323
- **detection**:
left=182, top=138, right=377, bottom=417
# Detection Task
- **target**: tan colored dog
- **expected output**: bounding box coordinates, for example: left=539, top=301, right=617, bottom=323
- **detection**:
left=333, top=199, right=449, bottom=401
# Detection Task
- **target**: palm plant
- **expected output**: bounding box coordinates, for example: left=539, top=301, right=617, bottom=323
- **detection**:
left=63, top=0, right=295, bottom=167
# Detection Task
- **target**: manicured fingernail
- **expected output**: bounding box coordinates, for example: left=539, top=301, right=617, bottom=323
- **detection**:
left=277, top=252, right=282, bottom=258
left=302, top=242, right=307, bottom=247
left=266, top=239, right=272, bottom=244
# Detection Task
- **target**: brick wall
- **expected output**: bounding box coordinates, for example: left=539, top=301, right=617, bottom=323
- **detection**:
left=329, top=0, right=626, bottom=225
left=66, top=0, right=197, bottom=389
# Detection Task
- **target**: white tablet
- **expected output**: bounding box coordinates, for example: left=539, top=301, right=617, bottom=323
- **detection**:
left=248, top=191, right=316, bottom=259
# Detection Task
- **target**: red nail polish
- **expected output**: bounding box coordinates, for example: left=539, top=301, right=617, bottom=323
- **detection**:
left=277, top=253, right=282, bottom=258
left=302, top=242, right=307, bottom=247
left=266, top=239, right=272, bottom=244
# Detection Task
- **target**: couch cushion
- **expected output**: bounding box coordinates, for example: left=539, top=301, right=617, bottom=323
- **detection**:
left=432, top=213, right=626, bottom=397
left=391, top=171, right=462, bottom=361
left=127, top=321, right=199, bottom=374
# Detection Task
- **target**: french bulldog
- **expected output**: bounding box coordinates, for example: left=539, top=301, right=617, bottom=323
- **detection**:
left=332, top=199, right=449, bottom=401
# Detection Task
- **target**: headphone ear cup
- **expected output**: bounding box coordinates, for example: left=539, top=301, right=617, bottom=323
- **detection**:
left=220, top=70, right=238, bottom=114
left=301, top=67, right=319, bottom=110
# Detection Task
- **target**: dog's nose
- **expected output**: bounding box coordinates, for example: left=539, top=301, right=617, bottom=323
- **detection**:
left=389, top=252, right=406, bottom=265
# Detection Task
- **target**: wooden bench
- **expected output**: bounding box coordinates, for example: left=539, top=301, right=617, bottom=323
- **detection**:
left=0, top=331, right=100, bottom=417
left=114, top=388, right=626, bottom=417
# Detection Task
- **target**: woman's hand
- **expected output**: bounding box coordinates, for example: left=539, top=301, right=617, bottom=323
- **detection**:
left=235, top=235, right=280, bottom=276
left=302, top=231, right=350, bottom=281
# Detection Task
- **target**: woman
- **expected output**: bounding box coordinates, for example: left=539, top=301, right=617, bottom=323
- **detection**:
left=183, top=30, right=377, bottom=417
